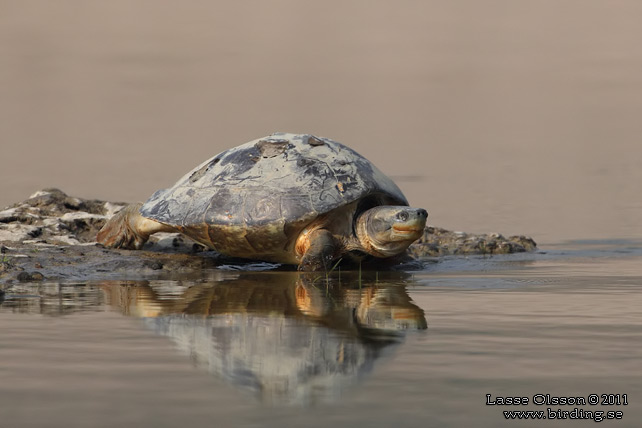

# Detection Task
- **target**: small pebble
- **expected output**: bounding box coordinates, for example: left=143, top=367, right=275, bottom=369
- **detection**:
left=17, top=272, right=32, bottom=281
left=144, top=261, right=164, bottom=270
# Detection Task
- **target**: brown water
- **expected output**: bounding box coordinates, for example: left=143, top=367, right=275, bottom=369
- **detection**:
left=1, top=1, right=642, bottom=427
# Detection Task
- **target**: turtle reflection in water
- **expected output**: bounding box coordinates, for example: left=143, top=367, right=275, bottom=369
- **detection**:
left=97, top=133, right=428, bottom=271
left=101, top=272, right=427, bottom=405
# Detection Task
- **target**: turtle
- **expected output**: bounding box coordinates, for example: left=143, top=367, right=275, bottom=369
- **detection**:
left=97, top=133, right=428, bottom=271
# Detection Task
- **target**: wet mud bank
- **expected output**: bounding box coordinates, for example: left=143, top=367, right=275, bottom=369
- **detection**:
left=0, top=189, right=536, bottom=284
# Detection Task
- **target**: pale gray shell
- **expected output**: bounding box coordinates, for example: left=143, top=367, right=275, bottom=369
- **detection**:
left=141, top=133, right=408, bottom=230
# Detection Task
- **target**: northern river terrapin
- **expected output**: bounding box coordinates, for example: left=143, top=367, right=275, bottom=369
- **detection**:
left=97, top=133, right=428, bottom=271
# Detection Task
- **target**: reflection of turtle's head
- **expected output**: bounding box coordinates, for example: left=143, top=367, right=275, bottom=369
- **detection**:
left=356, top=206, right=428, bottom=257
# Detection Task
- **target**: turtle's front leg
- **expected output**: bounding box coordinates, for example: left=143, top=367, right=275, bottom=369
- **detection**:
left=298, top=229, right=338, bottom=272
left=97, top=203, right=174, bottom=249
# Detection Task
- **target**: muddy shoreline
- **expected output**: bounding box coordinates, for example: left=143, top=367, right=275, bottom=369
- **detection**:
left=0, top=189, right=536, bottom=284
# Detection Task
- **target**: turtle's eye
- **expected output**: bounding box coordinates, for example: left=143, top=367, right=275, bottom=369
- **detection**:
left=396, top=211, right=409, bottom=222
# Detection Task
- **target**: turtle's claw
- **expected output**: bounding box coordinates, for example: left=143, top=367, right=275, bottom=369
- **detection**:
left=298, top=257, right=324, bottom=272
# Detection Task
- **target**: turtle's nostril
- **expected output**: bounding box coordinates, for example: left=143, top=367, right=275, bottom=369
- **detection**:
left=417, top=209, right=428, bottom=218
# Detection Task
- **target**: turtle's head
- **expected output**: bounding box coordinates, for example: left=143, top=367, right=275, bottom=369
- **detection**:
left=355, top=206, right=428, bottom=257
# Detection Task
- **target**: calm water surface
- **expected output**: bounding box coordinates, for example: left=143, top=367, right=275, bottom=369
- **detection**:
left=1, top=245, right=641, bottom=427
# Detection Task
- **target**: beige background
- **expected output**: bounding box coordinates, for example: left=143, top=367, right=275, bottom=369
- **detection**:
left=1, top=1, right=641, bottom=244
